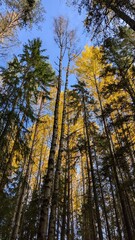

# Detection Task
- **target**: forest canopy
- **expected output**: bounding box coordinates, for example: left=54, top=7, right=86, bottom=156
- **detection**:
left=0, top=1, right=135, bottom=240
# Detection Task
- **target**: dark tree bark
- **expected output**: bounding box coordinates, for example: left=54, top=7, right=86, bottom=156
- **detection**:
left=38, top=17, right=68, bottom=240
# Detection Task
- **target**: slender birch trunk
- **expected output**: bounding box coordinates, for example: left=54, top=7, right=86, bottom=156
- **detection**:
left=48, top=55, right=70, bottom=240
left=38, top=59, right=62, bottom=240
left=38, top=17, right=69, bottom=239
left=61, top=163, right=68, bottom=240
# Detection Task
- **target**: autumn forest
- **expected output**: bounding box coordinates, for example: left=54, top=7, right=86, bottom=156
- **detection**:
left=0, top=1, right=135, bottom=240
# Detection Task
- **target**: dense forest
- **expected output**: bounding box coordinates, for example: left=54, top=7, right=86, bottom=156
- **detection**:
left=0, top=0, right=135, bottom=239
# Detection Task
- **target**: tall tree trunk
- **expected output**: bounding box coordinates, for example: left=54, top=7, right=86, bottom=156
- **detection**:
left=108, top=172, right=123, bottom=239
left=70, top=174, right=75, bottom=240
left=94, top=76, right=134, bottom=239
left=61, top=163, right=67, bottom=240
left=82, top=92, right=103, bottom=240
left=48, top=57, right=70, bottom=240
left=67, top=112, right=71, bottom=240
left=83, top=127, right=97, bottom=240
left=10, top=96, right=43, bottom=240
left=38, top=49, right=63, bottom=240
left=93, top=144, right=111, bottom=240
left=0, top=113, right=26, bottom=191
left=80, top=150, right=91, bottom=240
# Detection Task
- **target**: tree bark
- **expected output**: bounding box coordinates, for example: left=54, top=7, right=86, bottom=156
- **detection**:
left=82, top=92, right=103, bottom=240
left=48, top=57, right=70, bottom=240
left=10, top=96, right=43, bottom=240
left=94, top=75, right=134, bottom=239
left=38, top=49, right=63, bottom=240
left=109, top=4, right=135, bottom=31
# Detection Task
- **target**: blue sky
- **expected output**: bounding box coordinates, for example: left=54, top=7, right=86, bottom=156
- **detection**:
left=10, top=1, right=91, bottom=60
left=2, top=0, right=92, bottom=86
